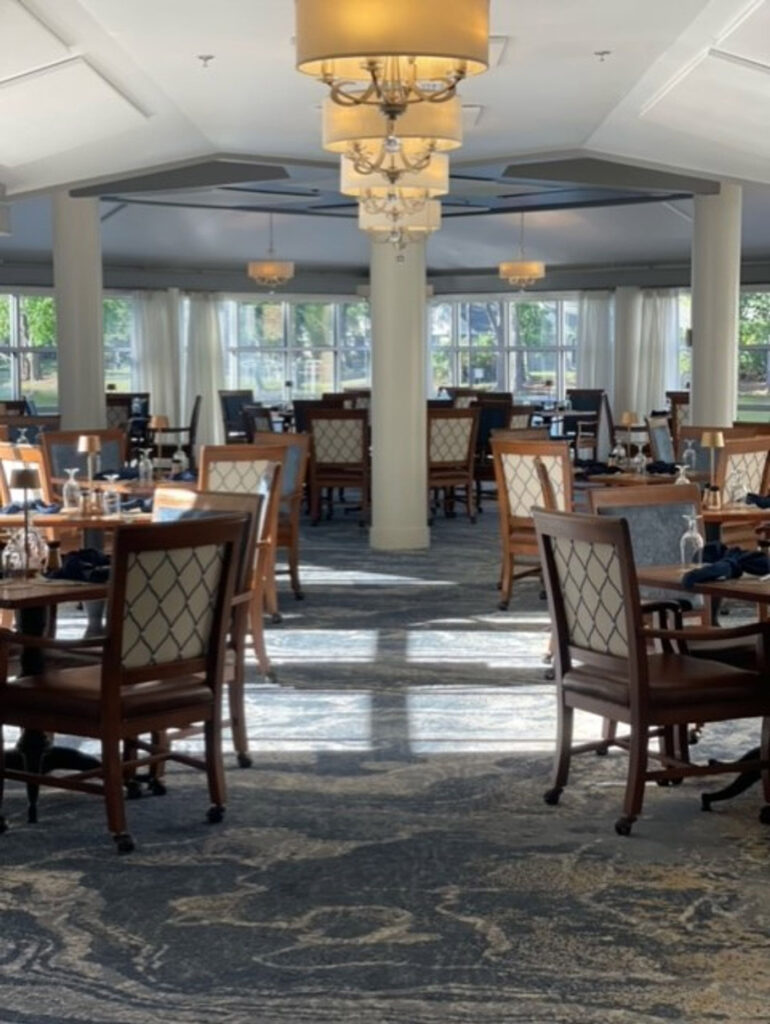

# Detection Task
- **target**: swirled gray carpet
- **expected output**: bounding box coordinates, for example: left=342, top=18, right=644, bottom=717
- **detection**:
left=1, top=510, right=769, bottom=1023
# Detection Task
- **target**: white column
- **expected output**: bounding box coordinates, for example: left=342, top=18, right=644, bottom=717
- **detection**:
left=691, top=183, right=742, bottom=427
left=369, top=239, right=430, bottom=551
left=52, top=191, right=105, bottom=429
left=612, top=286, right=642, bottom=419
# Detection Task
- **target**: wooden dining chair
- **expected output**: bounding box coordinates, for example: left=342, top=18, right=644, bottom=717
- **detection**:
left=248, top=430, right=310, bottom=601
left=219, top=389, right=254, bottom=443
left=427, top=407, right=479, bottom=522
left=151, top=486, right=264, bottom=769
left=645, top=415, right=676, bottom=464
left=491, top=438, right=572, bottom=609
left=307, top=408, right=370, bottom=525
left=534, top=507, right=770, bottom=835
left=41, top=428, right=127, bottom=488
left=198, top=445, right=285, bottom=635
left=0, top=516, right=244, bottom=853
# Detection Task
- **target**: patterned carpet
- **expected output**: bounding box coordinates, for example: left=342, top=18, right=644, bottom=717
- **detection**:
left=2, top=506, right=769, bottom=1024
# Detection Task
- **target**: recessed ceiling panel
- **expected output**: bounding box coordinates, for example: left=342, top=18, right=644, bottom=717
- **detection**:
left=716, top=0, right=770, bottom=68
left=0, top=0, right=68, bottom=83
left=0, top=56, right=146, bottom=166
left=641, top=51, right=770, bottom=157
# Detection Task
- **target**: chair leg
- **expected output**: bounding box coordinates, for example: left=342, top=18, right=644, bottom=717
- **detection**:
left=288, top=527, right=303, bottom=599
left=498, top=551, right=513, bottom=610
left=310, top=482, right=321, bottom=525
left=102, top=736, right=133, bottom=853
left=616, top=724, right=648, bottom=836
left=263, top=559, right=281, bottom=623
left=544, top=701, right=573, bottom=805
left=204, top=717, right=227, bottom=823
left=597, top=718, right=617, bottom=755
left=249, top=583, right=273, bottom=679
left=467, top=481, right=476, bottom=523
left=761, top=716, right=770, bottom=815
left=229, top=644, right=251, bottom=768
left=0, top=726, right=5, bottom=835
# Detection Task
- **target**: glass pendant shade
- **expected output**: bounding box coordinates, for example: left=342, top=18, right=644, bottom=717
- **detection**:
left=498, top=261, right=546, bottom=288
left=359, top=200, right=441, bottom=236
left=323, top=95, right=462, bottom=154
left=340, top=153, right=449, bottom=198
left=248, top=260, right=296, bottom=288
left=296, top=0, right=489, bottom=110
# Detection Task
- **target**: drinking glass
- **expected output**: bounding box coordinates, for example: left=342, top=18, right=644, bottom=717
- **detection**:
left=62, top=468, right=80, bottom=510
left=674, top=464, right=689, bottom=485
left=138, top=448, right=154, bottom=485
left=103, top=473, right=121, bottom=516
left=680, top=515, right=704, bottom=566
left=682, top=439, right=697, bottom=472
left=15, top=427, right=28, bottom=446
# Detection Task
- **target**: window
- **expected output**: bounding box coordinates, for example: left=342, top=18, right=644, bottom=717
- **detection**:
left=0, top=293, right=59, bottom=411
left=225, top=297, right=372, bottom=400
left=428, top=294, right=579, bottom=401
left=738, top=291, right=770, bottom=420
left=104, top=296, right=136, bottom=391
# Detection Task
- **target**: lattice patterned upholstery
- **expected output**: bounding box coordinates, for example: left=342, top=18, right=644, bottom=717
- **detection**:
left=206, top=459, right=271, bottom=493
left=725, top=450, right=768, bottom=494
left=430, top=416, right=473, bottom=463
left=121, top=544, right=226, bottom=669
left=106, top=404, right=128, bottom=429
left=454, top=395, right=476, bottom=409
left=312, top=418, right=364, bottom=464
left=501, top=452, right=566, bottom=517
left=510, top=413, right=531, bottom=428
left=552, top=536, right=628, bottom=657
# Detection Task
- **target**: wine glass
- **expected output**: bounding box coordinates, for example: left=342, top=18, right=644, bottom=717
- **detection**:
left=680, top=515, right=704, bottom=566
left=103, top=473, right=121, bottom=516
left=62, top=468, right=80, bottom=510
left=682, top=439, right=697, bottom=472
left=15, top=427, right=28, bottom=446
left=674, top=464, right=689, bottom=485
left=138, top=448, right=154, bottom=485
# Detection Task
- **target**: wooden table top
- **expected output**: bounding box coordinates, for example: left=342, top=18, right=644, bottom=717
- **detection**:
left=700, top=503, right=770, bottom=523
left=0, top=577, right=108, bottom=609
left=0, top=511, right=152, bottom=532
left=586, top=472, right=676, bottom=487
left=637, top=564, right=770, bottom=604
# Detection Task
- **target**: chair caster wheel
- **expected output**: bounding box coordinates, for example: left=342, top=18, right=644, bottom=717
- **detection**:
left=595, top=745, right=609, bottom=757
left=114, top=832, right=135, bottom=854
left=237, top=752, right=252, bottom=769
left=271, top=612, right=282, bottom=625
left=689, top=729, right=701, bottom=745
left=759, top=805, right=770, bottom=825
left=147, top=778, right=166, bottom=796
left=470, top=516, right=477, bottom=525
left=27, top=806, right=37, bottom=824
left=543, top=667, right=555, bottom=681
left=497, top=600, right=509, bottom=611
left=0, top=815, right=7, bottom=834
left=701, top=794, right=713, bottom=812
left=614, top=817, right=634, bottom=836
left=125, top=780, right=143, bottom=800
left=539, top=589, right=547, bottom=601
left=294, top=591, right=305, bottom=601
left=265, top=669, right=277, bottom=682
left=207, top=805, right=225, bottom=824
left=656, top=779, right=673, bottom=787
left=543, top=787, right=562, bottom=806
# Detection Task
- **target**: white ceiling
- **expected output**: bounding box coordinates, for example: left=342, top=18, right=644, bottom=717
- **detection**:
left=1, top=0, right=770, bottom=274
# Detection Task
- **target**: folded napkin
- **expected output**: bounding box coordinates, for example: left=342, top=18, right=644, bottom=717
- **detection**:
left=682, top=543, right=770, bottom=588
left=646, top=461, right=678, bottom=475
left=94, top=467, right=139, bottom=481
left=45, top=547, right=111, bottom=583
left=0, top=500, right=62, bottom=515
left=119, top=497, right=153, bottom=513
left=170, top=470, right=196, bottom=482
left=574, top=460, right=622, bottom=476
left=746, top=492, right=770, bottom=509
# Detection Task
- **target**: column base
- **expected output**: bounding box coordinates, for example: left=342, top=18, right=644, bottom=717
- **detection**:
left=369, top=524, right=431, bottom=551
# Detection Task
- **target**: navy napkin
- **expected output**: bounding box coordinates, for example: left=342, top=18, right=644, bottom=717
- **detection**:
left=682, top=543, right=770, bottom=588
left=746, top=492, right=770, bottom=509
left=0, top=499, right=62, bottom=515
left=45, top=547, right=111, bottom=583
left=94, top=467, right=139, bottom=481
left=119, top=497, right=153, bottom=513
left=170, top=470, right=196, bottom=482
left=574, top=459, right=622, bottom=476
left=646, top=461, right=678, bottom=475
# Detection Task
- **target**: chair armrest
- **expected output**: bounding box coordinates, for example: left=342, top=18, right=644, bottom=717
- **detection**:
left=0, top=628, right=107, bottom=651
left=642, top=622, right=770, bottom=643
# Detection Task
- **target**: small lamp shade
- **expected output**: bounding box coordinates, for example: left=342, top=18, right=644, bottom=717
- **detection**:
left=77, top=434, right=102, bottom=454
left=620, top=411, right=638, bottom=427
left=149, top=415, right=170, bottom=430
left=9, top=467, right=40, bottom=490
left=700, top=430, right=725, bottom=448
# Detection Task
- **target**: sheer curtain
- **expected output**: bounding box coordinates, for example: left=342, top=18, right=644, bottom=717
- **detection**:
left=576, top=291, right=614, bottom=400
left=134, top=289, right=182, bottom=424
left=615, top=289, right=678, bottom=418
left=183, top=293, right=225, bottom=448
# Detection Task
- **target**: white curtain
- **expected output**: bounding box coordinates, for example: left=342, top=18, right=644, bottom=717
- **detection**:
left=576, top=291, right=614, bottom=401
left=183, top=293, right=225, bottom=448
left=134, top=289, right=182, bottom=425
left=616, top=289, right=678, bottom=419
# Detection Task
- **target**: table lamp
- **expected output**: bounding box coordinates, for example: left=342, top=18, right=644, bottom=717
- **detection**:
left=9, top=467, right=40, bottom=574
left=620, top=411, right=638, bottom=458
left=700, top=429, right=725, bottom=508
left=77, top=434, right=102, bottom=514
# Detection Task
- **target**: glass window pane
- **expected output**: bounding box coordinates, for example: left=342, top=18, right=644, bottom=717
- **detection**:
left=563, top=348, right=577, bottom=391
left=19, top=296, right=56, bottom=348
left=236, top=350, right=285, bottom=403
left=467, top=302, right=504, bottom=348
left=19, top=296, right=57, bottom=410
left=340, top=301, right=371, bottom=388
left=429, top=303, right=452, bottom=347
left=512, top=301, right=557, bottom=348
left=291, top=350, right=335, bottom=398
left=238, top=301, right=284, bottom=348
left=563, top=300, right=578, bottom=347
left=508, top=349, right=557, bottom=404
left=430, top=349, right=452, bottom=393
left=0, top=295, right=11, bottom=346
left=103, top=297, right=135, bottom=390
left=459, top=349, right=504, bottom=389
left=23, top=351, right=58, bottom=411
left=292, top=303, right=334, bottom=348
left=0, top=353, right=13, bottom=401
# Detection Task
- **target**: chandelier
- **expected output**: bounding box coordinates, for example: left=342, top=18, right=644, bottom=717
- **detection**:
left=359, top=200, right=441, bottom=250
left=341, top=153, right=448, bottom=215
left=499, top=213, right=545, bottom=289
left=247, top=213, right=295, bottom=290
left=323, top=95, right=461, bottom=181
left=295, top=0, right=489, bottom=119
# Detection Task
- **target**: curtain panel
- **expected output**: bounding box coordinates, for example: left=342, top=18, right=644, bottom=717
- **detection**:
left=183, top=293, right=225, bottom=448
left=134, top=288, right=182, bottom=426
left=576, top=291, right=614, bottom=401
